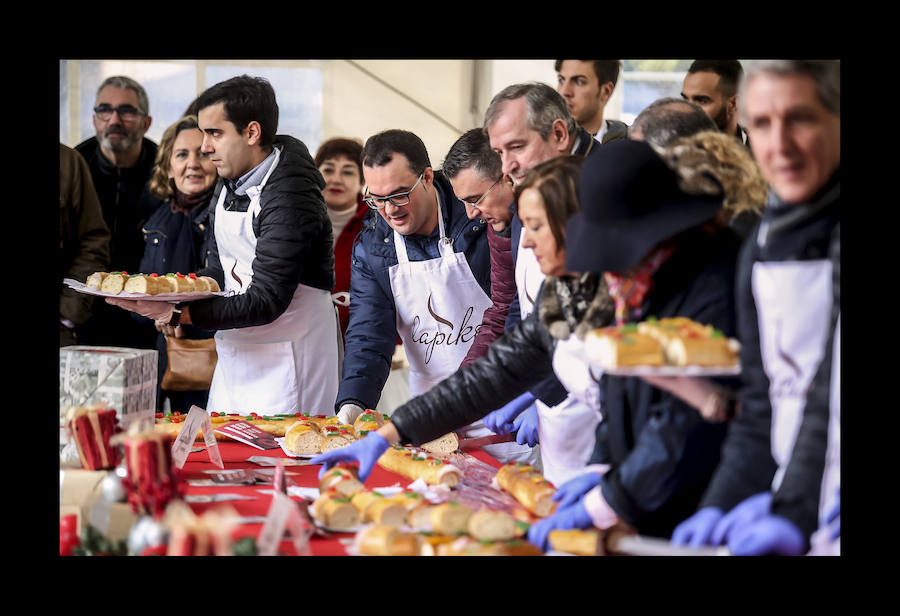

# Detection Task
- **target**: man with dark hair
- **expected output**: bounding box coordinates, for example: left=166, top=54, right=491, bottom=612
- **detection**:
left=441, top=128, right=517, bottom=368
left=628, top=97, right=718, bottom=149
left=107, top=74, right=340, bottom=416
left=555, top=60, right=628, bottom=143
left=681, top=60, right=748, bottom=145
left=75, top=75, right=161, bottom=349
left=334, top=129, right=531, bottom=462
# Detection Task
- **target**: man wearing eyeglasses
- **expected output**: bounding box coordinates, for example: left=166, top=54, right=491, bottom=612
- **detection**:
left=442, top=128, right=516, bottom=369
left=75, top=76, right=158, bottom=275
left=75, top=75, right=160, bottom=349
left=333, top=130, right=539, bottom=462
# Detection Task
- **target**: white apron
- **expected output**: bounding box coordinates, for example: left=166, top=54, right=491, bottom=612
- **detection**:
left=517, top=229, right=599, bottom=479
left=809, top=313, right=840, bottom=555
left=389, top=198, right=531, bottom=463
left=751, top=260, right=834, bottom=492
left=206, top=147, right=339, bottom=415
left=546, top=335, right=604, bottom=485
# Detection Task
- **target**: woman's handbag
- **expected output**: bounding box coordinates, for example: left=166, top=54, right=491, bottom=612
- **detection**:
left=161, top=337, right=217, bottom=391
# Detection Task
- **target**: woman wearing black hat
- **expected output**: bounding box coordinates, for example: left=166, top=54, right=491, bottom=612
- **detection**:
left=312, top=139, right=748, bottom=545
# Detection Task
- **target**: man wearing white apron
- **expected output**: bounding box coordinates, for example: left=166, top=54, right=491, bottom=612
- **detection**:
left=333, top=130, right=533, bottom=464
left=671, top=60, right=841, bottom=555
left=478, top=82, right=602, bottom=477
left=109, top=76, right=339, bottom=415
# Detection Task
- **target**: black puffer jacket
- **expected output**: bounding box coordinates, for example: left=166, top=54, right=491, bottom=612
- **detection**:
left=189, top=135, right=333, bottom=331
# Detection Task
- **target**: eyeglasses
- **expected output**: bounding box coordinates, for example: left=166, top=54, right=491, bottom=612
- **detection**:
left=363, top=173, right=424, bottom=210
left=461, top=176, right=502, bottom=209
left=93, top=104, right=143, bottom=122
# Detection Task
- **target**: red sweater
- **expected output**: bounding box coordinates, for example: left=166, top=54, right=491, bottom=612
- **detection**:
left=333, top=198, right=370, bottom=339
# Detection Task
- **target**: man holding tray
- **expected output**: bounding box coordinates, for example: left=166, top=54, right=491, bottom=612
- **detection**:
left=107, top=75, right=340, bottom=416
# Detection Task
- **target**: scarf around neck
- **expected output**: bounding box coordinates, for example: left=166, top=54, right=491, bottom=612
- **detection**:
left=539, top=272, right=615, bottom=341
left=170, top=184, right=214, bottom=215
left=603, top=243, right=676, bottom=326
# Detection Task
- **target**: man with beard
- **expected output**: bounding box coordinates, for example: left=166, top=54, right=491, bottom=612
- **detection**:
left=681, top=60, right=749, bottom=147
left=75, top=75, right=160, bottom=348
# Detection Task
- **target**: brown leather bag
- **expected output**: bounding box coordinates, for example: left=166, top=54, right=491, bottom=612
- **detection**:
left=161, top=337, right=217, bottom=391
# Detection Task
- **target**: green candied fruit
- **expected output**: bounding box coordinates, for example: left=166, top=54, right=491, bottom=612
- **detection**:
left=515, top=521, right=531, bottom=530
left=645, top=316, right=658, bottom=322
left=331, top=497, right=350, bottom=503
left=622, top=323, right=638, bottom=333
left=166, top=273, right=175, bottom=277
left=432, top=459, right=443, bottom=465
left=712, top=329, right=724, bottom=339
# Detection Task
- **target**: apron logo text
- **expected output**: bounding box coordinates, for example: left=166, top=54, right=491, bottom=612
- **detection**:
left=410, top=299, right=482, bottom=365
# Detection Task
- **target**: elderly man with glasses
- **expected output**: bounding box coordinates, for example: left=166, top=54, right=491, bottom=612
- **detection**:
left=334, top=129, right=533, bottom=464
left=74, top=75, right=161, bottom=349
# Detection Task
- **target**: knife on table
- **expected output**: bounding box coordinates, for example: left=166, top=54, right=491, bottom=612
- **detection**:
left=457, top=433, right=516, bottom=450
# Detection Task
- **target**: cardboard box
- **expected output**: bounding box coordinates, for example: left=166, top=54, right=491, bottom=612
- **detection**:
left=60, top=469, right=137, bottom=540
left=60, top=346, right=157, bottom=431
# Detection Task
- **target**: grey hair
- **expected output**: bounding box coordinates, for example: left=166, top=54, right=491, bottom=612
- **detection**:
left=96, top=75, right=150, bottom=116
left=484, top=82, right=577, bottom=140
left=441, top=128, right=502, bottom=181
left=738, top=60, right=840, bottom=123
left=628, top=97, right=718, bottom=149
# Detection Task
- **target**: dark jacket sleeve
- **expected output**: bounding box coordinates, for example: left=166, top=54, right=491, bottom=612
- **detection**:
left=770, top=223, right=840, bottom=543
left=189, top=152, right=332, bottom=330
left=460, top=226, right=515, bottom=368
left=699, top=236, right=779, bottom=512
left=390, top=308, right=558, bottom=445
left=59, top=144, right=111, bottom=326
left=334, top=232, right=399, bottom=411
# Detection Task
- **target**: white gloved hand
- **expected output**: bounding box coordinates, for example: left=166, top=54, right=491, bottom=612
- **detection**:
left=337, top=403, right=365, bottom=426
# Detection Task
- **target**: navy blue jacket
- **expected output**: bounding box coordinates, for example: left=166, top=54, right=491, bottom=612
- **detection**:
left=589, top=227, right=742, bottom=538
left=335, top=171, right=490, bottom=412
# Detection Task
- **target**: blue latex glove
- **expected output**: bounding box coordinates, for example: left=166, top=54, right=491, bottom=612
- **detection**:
left=670, top=507, right=725, bottom=547
left=512, top=404, right=539, bottom=446
left=552, top=471, right=604, bottom=510
left=527, top=501, right=594, bottom=552
left=727, top=514, right=805, bottom=556
left=710, top=491, right=772, bottom=545
left=310, top=432, right=390, bottom=482
left=826, top=487, right=840, bottom=539
left=483, top=391, right=535, bottom=435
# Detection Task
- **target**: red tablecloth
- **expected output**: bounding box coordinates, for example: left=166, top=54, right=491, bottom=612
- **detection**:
left=180, top=441, right=504, bottom=556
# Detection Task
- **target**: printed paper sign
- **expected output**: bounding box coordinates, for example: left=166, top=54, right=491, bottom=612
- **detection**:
left=256, top=491, right=313, bottom=556
left=214, top=421, right=281, bottom=450
left=171, top=406, right=224, bottom=469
